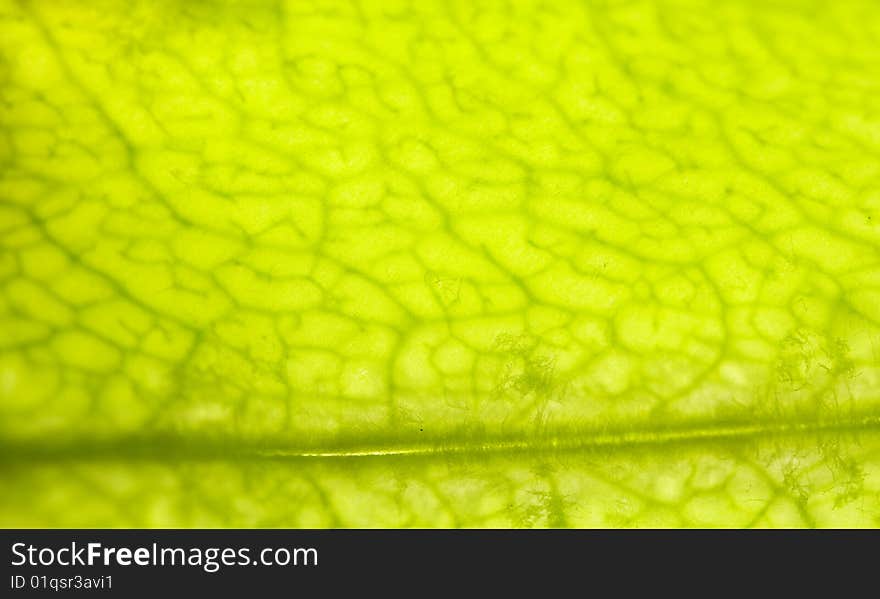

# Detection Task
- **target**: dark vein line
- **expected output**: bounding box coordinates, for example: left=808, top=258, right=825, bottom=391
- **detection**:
left=2, top=412, right=879, bottom=463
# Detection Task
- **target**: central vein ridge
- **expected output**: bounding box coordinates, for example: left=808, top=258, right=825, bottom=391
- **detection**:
left=3, top=413, right=879, bottom=463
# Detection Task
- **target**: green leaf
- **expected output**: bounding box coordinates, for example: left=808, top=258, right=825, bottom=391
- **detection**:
left=1, top=0, right=880, bottom=527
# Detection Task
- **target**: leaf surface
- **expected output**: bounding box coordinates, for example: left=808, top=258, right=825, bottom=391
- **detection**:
left=2, top=0, right=880, bottom=527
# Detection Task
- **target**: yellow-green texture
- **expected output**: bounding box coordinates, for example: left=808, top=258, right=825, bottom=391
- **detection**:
left=1, top=0, right=880, bottom=528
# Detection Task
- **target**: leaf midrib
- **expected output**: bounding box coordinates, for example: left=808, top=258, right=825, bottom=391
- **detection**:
left=2, top=412, right=879, bottom=463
